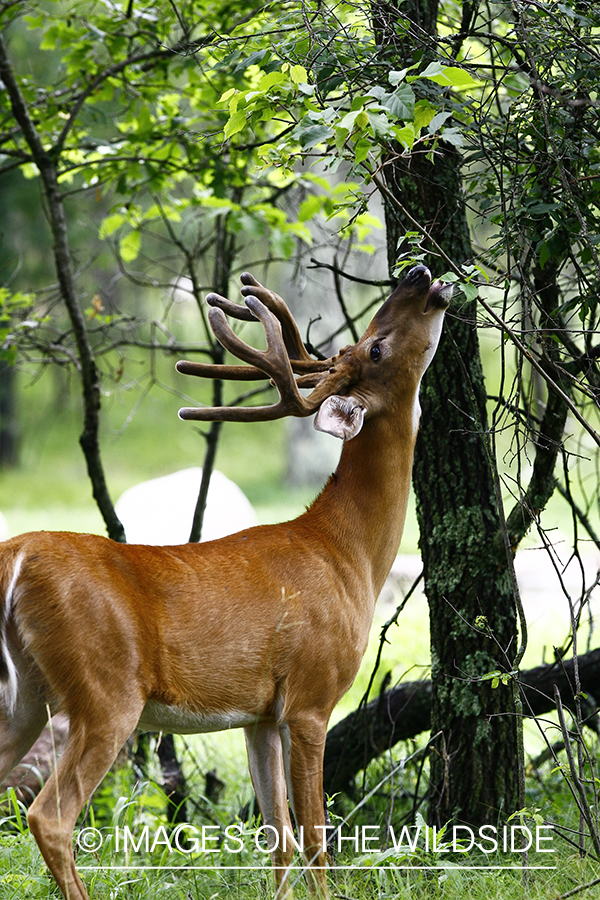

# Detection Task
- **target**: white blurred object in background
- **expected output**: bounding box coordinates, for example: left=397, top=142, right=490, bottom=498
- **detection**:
left=115, top=467, right=257, bottom=545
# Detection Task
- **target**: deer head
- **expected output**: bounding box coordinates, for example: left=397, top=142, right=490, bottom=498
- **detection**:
left=177, top=264, right=451, bottom=440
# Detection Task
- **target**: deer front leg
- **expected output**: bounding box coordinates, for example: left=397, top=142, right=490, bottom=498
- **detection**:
left=244, top=720, right=296, bottom=897
left=285, top=716, right=328, bottom=896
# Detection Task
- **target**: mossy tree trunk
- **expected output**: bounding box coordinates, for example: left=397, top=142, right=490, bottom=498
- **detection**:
left=373, top=0, right=520, bottom=827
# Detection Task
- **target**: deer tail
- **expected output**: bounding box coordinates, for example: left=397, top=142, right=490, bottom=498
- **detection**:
left=0, top=551, right=23, bottom=714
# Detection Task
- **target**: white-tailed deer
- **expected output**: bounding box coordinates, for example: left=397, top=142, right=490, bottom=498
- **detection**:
left=0, top=265, right=450, bottom=900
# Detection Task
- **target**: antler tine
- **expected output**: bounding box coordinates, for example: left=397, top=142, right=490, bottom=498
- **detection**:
left=206, top=283, right=330, bottom=375
left=177, top=286, right=305, bottom=383
left=179, top=295, right=325, bottom=422
left=176, top=360, right=266, bottom=381
left=205, top=291, right=256, bottom=322
left=239, top=272, right=318, bottom=365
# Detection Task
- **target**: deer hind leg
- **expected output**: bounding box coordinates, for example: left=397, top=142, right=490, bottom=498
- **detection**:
left=27, top=703, right=143, bottom=900
left=244, top=720, right=296, bottom=897
left=0, top=709, right=47, bottom=786
left=0, top=670, right=49, bottom=784
left=284, top=716, right=328, bottom=896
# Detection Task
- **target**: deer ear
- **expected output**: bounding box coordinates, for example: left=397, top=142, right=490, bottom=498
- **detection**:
left=314, top=395, right=365, bottom=441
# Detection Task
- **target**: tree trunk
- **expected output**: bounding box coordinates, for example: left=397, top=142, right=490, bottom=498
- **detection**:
left=0, top=360, right=18, bottom=467
left=413, top=252, right=520, bottom=827
left=156, top=734, right=188, bottom=826
left=372, top=0, right=520, bottom=827
left=323, top=649, right=600, bottom=798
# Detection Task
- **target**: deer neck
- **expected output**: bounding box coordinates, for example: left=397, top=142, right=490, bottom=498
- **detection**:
left=304, top=389, right=420, bottom=599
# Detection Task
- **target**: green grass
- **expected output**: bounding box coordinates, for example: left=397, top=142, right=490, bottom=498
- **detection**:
left=3, top=737, right=600, bottom=900
left=1, top=832, right=594, bottom=900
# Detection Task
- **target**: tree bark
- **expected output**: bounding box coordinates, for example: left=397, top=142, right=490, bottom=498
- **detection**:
left=372, top=0, right=520, bottom=827
left=0, top=360, right=18, bottom=467
left=156, top=734, right=188, bottom=826
left=323, top=649, right=600, bottom=798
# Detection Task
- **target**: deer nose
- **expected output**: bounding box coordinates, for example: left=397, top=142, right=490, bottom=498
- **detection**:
left=406, top=264, right=431, bottom=283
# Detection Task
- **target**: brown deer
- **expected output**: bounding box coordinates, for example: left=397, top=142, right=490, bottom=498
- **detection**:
left=0, top=265, right=450, bottom=899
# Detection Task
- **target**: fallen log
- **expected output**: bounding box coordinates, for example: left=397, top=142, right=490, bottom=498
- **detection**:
left=323, top=648, right=600, bottom=797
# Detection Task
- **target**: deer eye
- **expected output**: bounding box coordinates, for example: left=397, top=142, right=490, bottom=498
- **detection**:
left=370, top=342, right=382, bottom=362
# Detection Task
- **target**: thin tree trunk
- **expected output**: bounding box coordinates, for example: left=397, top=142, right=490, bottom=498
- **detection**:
left=188, top=215, right=231, bottom=543
left=0, top=361, right=18, bottom=467
left=156, top=734, right=188, bottom=827
left=0, top=34, right=124, bottom=541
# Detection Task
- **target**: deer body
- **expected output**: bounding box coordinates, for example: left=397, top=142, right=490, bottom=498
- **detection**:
left=0, top=266, right=449, bottom=900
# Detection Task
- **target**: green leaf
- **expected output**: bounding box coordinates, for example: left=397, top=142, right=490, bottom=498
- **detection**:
left=259, top=71, right=287, bottom=91
left=417, top=61, right=446, bottom=80
left=294, top=122, right=334, bottom=149
left=428, top=110, right=453, bottom=133
left=422, top=64, right=482, bottom=90
left=119, top=230, right=141, bottom=263
left=354, top=138, right=371, bottom=164
left=99, top=212, right=126, bottom=239
left=21, top=163, right=40, bottom=180
left=142, top=203, right=181, bottom=224
left=461, top=281, right=479, bottom=301
left=440, top=127, right=464, bottom=147
left=0, top=287, right=35, bottom=311
left=394, top=124, right=415, bottom=149
left=337, top=110, right=361, bottom=132
left=290, top=65, right=308, bottom=85
left=367, top=110, right=393, bottom=138
left=219, top=88, right=237, bottom=106
left=224, top=110, right=248, bottom=139
left=389, top=64, right=418, bottom=85
left=39, top=25, right=61, bottom=50
left=413, top=100, right=437, bottom=132
left=538, top=241, right=551, bottom=269
left=298, top=195, right=323, bottom=222
left=23, top=14, right=45, bottom=28
left=385, top=83, right=415, bottom=120
left=355, top=110, right=369, bottom=130
left=481, top=670, right=502, bottom=682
